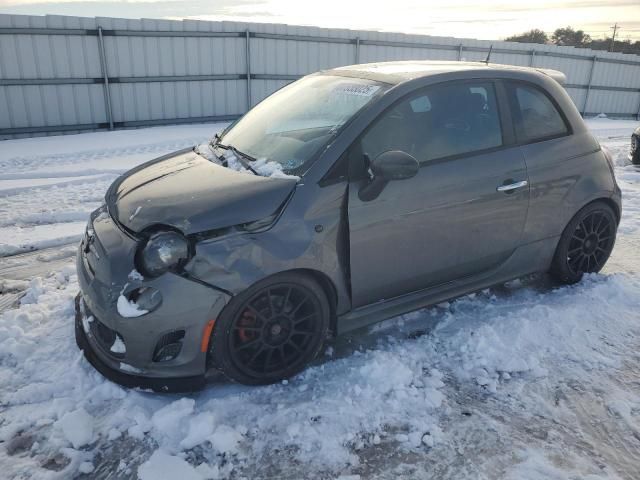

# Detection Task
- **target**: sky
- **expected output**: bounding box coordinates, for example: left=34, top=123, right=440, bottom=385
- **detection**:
left=0, top=0, right=639, bottom=42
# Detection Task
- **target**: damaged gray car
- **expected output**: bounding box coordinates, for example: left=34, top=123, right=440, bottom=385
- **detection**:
left=76, top=61, right=621, bottom=391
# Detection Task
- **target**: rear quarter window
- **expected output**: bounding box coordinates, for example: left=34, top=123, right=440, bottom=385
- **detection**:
left=510, top=83, right=569, bottom=143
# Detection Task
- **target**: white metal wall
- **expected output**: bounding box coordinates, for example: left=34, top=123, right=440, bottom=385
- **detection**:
left=1, top=13, right=640, bottom=139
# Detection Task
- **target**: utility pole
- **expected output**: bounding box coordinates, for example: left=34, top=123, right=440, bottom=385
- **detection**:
left=610, top=23, right=619, bottom=52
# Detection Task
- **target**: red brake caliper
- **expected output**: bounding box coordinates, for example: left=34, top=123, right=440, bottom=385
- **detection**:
left=237, top=309, right=257, bottom=343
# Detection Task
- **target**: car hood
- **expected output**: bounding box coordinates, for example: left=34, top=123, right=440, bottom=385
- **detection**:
left=106, top=148, right=298, bottom=235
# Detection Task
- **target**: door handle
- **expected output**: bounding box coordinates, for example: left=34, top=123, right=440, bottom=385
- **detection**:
left=497, top=180, right=528, bottom=192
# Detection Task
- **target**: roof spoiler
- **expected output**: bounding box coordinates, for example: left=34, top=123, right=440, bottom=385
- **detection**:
left=535, top=68, right=567, bottom=85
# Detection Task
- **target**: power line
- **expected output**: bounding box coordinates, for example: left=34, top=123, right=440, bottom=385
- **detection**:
left=610, top=23, right=619, bottom=51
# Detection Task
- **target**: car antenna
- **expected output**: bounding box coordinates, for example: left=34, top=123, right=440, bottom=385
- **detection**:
left=484, top=44, right=493, bottom=65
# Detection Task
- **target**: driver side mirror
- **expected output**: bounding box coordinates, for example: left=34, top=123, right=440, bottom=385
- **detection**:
left=359, top=150, right=419, bottom=201
left=370, top=150, right=419, bottom=181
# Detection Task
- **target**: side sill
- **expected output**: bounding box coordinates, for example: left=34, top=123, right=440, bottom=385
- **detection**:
left=336, top=236, right=559, bottom=335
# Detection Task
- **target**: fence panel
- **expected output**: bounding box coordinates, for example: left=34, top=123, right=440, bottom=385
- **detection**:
left=1, top=13, right=640, bottom=139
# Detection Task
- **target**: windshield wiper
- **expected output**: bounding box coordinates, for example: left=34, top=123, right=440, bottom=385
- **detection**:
left=230, top=148, right=259, bottom=175
left=215, top=142, right=259, bottom=175
left=208, top=132, right=221, bottom=148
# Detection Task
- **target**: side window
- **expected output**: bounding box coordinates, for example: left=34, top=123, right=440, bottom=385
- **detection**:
left=360, top=82, right=503, bottom=164
left=512, top=84, right=568, bottom=142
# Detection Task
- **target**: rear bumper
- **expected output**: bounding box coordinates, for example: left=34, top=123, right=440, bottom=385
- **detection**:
left=75, top=293, right=206, bottom=392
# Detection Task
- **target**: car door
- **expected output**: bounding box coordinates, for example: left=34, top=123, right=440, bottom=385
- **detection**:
left=504, top=81, right=595, bottom=242
left=347, top=80, right=530, bottom=308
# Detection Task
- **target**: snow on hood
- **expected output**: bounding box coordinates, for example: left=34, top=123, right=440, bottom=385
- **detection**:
left=195, top=141, right=300, bottom=180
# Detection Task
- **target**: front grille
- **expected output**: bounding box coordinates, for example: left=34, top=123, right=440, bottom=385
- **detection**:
left=82, top=222, right=101, bottom=277
left=82, top=208, right=114, bottom=276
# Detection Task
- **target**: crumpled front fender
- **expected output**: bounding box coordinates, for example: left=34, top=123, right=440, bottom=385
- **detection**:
left=185, top=182, right=352, bottom=316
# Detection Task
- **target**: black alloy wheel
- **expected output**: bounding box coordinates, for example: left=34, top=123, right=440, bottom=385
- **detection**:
left=550, top=201, right=617, bottom=284
left=209, top=272, right=330, bottom=385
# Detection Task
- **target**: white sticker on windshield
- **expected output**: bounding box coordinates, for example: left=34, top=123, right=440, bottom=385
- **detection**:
left=333, top=84, right=380, bottom=97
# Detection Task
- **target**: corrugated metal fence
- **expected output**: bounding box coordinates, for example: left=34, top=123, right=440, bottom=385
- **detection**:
left=1, top=13, right=640, bottom=139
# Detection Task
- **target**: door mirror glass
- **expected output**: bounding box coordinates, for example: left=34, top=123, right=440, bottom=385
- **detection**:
left=371, top=150, right=419, bottom=181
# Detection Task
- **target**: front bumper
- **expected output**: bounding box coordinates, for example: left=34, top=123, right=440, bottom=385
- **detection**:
left=75, top=294, right=206, bottom=392
left=76, top=208, right=230, bottom=391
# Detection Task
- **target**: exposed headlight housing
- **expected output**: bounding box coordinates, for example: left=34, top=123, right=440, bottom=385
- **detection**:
left=238, top=213, right=279, bottom=232
left=137, top=230, right=191, bottom=277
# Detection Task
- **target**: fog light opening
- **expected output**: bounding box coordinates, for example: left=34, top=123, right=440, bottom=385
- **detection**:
left=153, top=330, right=185, bottom=362
left=154, top=343, right=183, bottom=362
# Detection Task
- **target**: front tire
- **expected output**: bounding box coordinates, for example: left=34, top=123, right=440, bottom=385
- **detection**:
left=209, top=272, right=330, bottom=385
left=550, top=201, right=617, bottom=284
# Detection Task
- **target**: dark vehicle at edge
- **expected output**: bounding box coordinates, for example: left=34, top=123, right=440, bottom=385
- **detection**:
left=631, top=126, right=640, bottom=164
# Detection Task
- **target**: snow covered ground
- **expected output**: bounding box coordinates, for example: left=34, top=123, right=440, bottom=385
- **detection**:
left=1, top=118, right=640, bottom=479
left=0, top=124, right=224, bottom=256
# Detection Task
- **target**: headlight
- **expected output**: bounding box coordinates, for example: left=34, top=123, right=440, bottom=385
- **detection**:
left=137, top=231, right=191, bottom=277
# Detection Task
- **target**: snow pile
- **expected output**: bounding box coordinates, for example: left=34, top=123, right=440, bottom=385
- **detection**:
left=0, top=271, right=126, bottom=478
left=252, top=157, right=300, bottom=179
left=433, top=274, right=640, bottom=392
left=116, top=294, right=149, bottom=318
left=195, top=141, right=299, bottom=179
left=138, top=451, right=216, bottom=480
left=110, top=335, right=126, bottom=354
left=117, top=272, right=149, bottom=318
left=128, top=269, right=145, bottom=282
left=56, top=408, right=94, bottom=449
left=3, top=266, right=640, bottom=478
left=192, top=141, right=218, bottom=162
left=0, top=277, right=29, bottom=293
left=504, top=449, right=620, bottom=480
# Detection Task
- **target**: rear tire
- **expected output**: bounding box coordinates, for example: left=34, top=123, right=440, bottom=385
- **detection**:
left=550, top=201, right=617, bottom=284
left=209, top=272, right=330, bottom=385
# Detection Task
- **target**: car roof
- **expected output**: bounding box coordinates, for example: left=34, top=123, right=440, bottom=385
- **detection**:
left=327, top=60, right=566, bottom=86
